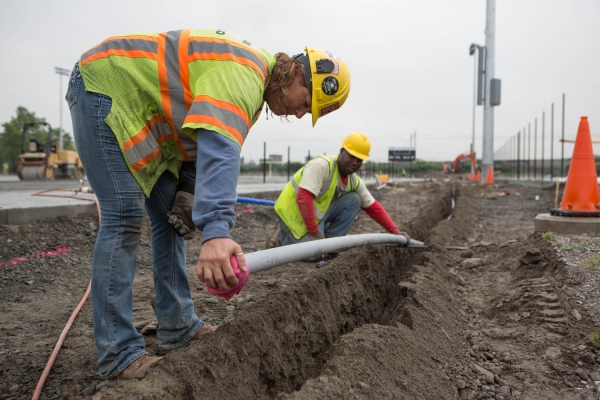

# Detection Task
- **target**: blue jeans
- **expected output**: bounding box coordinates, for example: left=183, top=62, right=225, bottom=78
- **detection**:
left=66, top=64, right=202, bottom=378
left=278, top=191, right=361, bottom=247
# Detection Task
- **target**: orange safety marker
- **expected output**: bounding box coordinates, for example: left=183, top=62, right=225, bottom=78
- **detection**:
left=485, top=165, right=494, bottom=185
left=550, top=116, right=600, bottom=217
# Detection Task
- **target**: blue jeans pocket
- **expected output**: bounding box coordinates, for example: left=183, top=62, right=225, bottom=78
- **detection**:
left=66, top=63, right=81, bottom=109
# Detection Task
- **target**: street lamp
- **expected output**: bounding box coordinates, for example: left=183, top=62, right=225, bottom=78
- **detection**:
left=55, top=66, right=71, bottom=151
left=469, top=43, right=485, bottom=174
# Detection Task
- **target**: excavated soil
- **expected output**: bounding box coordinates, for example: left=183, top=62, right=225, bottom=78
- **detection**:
left=2, top=180, right=600, bottom=399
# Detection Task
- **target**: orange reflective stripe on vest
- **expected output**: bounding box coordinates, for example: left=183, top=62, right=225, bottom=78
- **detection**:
left=80, top=30, right=270, bottom=170
left=80, top=35, right=159, bottom=66
left=185, top=95, right=250, bottom=144
left=188, top=37, right=269, bottom=81
left=157, top=30, right=194, bottom=160
left=122, top=116, right=176, bottom=172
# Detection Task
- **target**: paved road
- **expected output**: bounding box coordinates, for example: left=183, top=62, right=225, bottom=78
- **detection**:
left=0, top=174, right=291, bottom=192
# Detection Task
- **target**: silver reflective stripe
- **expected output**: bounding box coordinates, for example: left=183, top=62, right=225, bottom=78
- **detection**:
left=349, top=174, right=358, bottom=190
left=164, top=31, right=196, bottom=158
left=188, top=101, right=249, bottom=140
left=81, top=38, right=158, bottom=60
left=188, top=40, right=267, bottom=79
left=315, top=208, right=325, bottom=219
left=124, top=121, right=172, bottom=166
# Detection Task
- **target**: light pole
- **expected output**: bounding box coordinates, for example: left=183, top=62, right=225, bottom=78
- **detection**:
left=55, top=67, right=71, bottom=151
left=469, top=43, right=485, bottom=174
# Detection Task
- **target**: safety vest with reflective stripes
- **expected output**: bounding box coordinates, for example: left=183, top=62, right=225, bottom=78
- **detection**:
left=274, top=155, right=360, bottom=240
left=79, top=29, right=275, bottom=196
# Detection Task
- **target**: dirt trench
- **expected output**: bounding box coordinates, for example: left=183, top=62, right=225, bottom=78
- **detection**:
left=2, top=181, right=600, bottom=400
left=104, top=185, right=455, bottom=399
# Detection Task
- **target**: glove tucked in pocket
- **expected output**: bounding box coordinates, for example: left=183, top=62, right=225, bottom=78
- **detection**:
left=167, top=191, right=196, bottom=240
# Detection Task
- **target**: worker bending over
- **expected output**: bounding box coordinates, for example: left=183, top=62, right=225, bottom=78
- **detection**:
left=68, top=28, right=351, bottom=380
left=269, top=132, right=410, bottom=252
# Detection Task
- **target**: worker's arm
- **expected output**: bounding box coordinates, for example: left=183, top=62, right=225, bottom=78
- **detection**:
left=361, top=201, right=411, bottom=242
left=296, top=159, right=330, bottom=240
left=193, top=128, right=247, bottom=290
left=296, top=188, right=325, bottom=240
left=361, top=200, right=400, bottom=234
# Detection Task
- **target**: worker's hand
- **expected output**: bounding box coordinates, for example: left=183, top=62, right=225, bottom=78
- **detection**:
left=167, top=191, right=196, bottom=240
left=197, top=238, right=247, bottom=290
left=309, top=231, right=325, bottom=241
left=397, top=231, right=411, bottom=245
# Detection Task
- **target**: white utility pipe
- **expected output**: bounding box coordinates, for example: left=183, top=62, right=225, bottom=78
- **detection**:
left=246, top=234, right=425, bottom=273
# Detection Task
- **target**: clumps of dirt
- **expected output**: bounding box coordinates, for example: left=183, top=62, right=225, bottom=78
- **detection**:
left=4, top=181, right=600, bottom=400
left=100, top=185, right=454, bottom=399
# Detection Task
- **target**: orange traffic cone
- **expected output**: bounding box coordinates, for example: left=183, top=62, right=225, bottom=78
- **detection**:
left=552, top=116, right=600, bottom=216
left=476, top=169, right=481, bottom=182
left=485, top=166, right=494, bottom=185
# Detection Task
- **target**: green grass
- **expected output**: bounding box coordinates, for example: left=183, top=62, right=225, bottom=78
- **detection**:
left=582, top=255, right=600, bottom=271
left=542, top=232, right=557, bottom=240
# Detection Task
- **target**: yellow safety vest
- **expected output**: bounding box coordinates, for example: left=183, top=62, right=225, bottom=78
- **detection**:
left=80, top=29, right=275, bottom=196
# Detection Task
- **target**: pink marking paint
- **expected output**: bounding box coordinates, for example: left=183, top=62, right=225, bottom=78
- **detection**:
left=0, top=246, right=71, bottom=267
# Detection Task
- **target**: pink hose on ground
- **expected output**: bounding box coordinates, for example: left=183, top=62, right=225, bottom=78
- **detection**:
left=31, top=281, right=91, bottom=400
left=30, top=189, right=99, bottom=400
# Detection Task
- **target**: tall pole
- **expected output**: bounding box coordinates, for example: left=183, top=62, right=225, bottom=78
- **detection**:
left=550, top=103, right=554, bottom=181
left=481, top=0, right=496, bottom=184
left=533, top=118, right=537, bottom=181
left=55, top=67, right=71, bottom=151
left=471, top=54, right=477, bottom=174
left=528, top=123, right=531, bottom=180
left=561, top=93, right=565, bottom=177
left=517, top=131, right=521, bottom=180
left=541, top=111, right=545, bottom=182
left=263, top=141, right=266, bottom=183
left=513, top=135, right=516, bottom=178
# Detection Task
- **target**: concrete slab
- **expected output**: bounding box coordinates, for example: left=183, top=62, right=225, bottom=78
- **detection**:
left=534, top=213, right=600, bottom=235
left=0, top=182, right=289, bottom=225
left=0, top=176, right=378, bottom=225
left=0, top=190, right=98, bottom=224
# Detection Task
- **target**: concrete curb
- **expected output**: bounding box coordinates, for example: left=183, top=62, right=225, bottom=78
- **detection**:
left=0, top=203, right=98, bottom=224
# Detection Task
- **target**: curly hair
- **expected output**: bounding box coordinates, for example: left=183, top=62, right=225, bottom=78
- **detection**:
left=265, top=53, right=306, bottom=108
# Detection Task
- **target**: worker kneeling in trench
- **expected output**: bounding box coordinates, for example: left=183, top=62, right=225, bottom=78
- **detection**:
left=267, top=132, right=411, bottom=261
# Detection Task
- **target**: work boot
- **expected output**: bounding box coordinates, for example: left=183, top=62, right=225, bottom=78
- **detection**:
left=167, top=191, right=196, bottom=240
left=193, top=323, right=217, bottom=338
left=266, top=225, right=281, bottom=249
left=115, top=354, right=163, bottom=380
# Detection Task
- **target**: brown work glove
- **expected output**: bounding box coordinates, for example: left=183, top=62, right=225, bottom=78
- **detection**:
left=167, top=191, right=196, bottom=240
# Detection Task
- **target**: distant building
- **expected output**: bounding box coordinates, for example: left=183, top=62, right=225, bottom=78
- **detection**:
left=269, top=154, right=283, bottom=163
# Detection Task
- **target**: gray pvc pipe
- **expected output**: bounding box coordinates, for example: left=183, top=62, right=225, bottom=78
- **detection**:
left=245, top=233, right=425, bottom=273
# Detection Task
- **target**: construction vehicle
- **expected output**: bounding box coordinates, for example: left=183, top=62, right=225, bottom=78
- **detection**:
left=442, top=150, right=480, bottom=180
left=17, top=122, right=85, bottom=181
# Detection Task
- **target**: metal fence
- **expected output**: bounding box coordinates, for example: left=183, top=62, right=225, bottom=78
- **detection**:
left=491, top=93, right=597, bottom=182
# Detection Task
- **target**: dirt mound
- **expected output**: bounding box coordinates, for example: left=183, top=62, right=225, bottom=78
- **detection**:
left=2, top=181, right=600, bottom=399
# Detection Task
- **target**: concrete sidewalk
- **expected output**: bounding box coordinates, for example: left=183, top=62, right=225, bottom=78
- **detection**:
left=0, top=175, right=382, bottom=224
left=0, top=175, right=289, bottom=224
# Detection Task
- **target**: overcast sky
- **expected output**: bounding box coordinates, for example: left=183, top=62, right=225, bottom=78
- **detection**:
left=2, top=0, right=599, bottom=163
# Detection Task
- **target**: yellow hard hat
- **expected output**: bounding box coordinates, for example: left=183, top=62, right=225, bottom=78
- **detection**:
left=341, top=132, right=370, bottom=161
left=294, top=47, right=351, bottom=126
